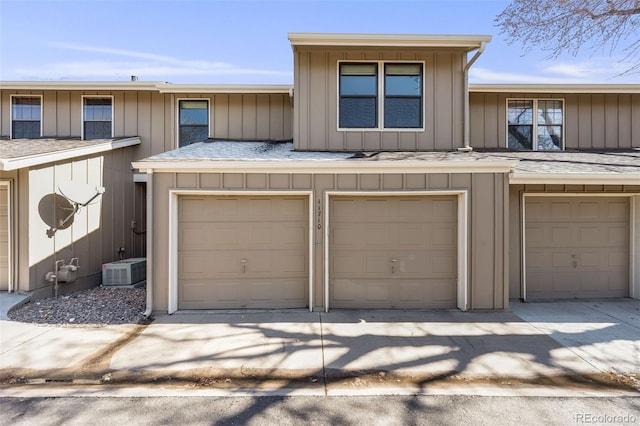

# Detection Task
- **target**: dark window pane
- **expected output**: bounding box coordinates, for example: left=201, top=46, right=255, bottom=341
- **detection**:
left=84, top=98, right=112, bottom=125
left=84, top=121, right=112, bottom=139
left=179, top=125, right=208, bottom=146
left=340, top=75, right=377, bottom=96
left=508, top=125, right=532, bottom=150
left=12, top=121, right=40, bottom=139
left=339, top=98, right=376, bottom=128
left=384, top=98, right=421, bottom=128
left=180, top=108, right=208, bottom=125
left=538, top=125, right=562, bottom=150
left=179, top=100, right=208, bottom=146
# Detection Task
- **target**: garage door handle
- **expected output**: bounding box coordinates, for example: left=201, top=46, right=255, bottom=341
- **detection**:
left=391, top=258, right=398, bottom=274
left=241, top=259, right=248, bottom=273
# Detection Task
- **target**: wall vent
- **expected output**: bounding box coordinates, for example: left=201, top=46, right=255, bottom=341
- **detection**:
left=102, top=258, right=146, bottom=286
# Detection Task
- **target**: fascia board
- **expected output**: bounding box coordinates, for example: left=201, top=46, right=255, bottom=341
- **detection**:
left=132, top=159, right=517, bottom=174
left=470, top=84, right=640, bottom=94
left=156, top=84, right=294, bottom=94
left=0, top=81, right=162, bottom=91
left=288, top=33, right=492, bottom=49
left=0, top=137, right=141, bottom=171
left=510, top=172, right=640, bottom=185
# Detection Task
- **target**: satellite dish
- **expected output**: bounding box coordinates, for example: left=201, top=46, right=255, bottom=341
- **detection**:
left=38, top=194, right=75, bottom=231
left=58, top=182, right=105, bottom=206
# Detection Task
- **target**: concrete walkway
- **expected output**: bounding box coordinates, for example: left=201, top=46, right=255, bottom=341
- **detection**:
left=0, top=297, right=638, bottom=392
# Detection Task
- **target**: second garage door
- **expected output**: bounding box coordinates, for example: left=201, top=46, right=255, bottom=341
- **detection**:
left=525, top=196, right=630, bottom=300
left=178, top=195, right=309, bottom=309
left=330, top=196, right=458, bottom=309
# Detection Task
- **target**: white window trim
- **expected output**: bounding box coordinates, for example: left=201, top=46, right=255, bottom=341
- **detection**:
left=324, top=190, right=469, bottom=312
left=176, top=98, right=210, bottom=149
left=9, top=95, right=43, bottom=139
left=81, top=95, right=114, bottom=140
left=506, top=98, right=565, bottom=151
left=337, top=60, right=426, bottom=132
left=520, top=192, right=640, bottom=302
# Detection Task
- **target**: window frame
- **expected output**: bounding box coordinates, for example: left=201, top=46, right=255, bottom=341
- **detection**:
left=337, top=60, right=425, bottom=132
left=506, top=98, right=565, bottom=151
left=81, top=95, right=114, bottom=140
left=176, top=98, right=210, bottom=148
left=10, top=95, right=43, bottom=139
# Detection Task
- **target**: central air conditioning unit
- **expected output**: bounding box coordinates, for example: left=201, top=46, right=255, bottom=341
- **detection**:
left=102, top=258, right=147, bottom=286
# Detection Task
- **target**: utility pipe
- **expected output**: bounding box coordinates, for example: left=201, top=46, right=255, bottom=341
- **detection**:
left=461, top=41, right=487, bottom=152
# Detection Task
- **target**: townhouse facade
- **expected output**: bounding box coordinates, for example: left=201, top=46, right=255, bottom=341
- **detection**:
left=1, top=33, right=638, bottom=312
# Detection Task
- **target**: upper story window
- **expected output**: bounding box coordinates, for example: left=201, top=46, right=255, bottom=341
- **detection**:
left=83, top=97, right=113, bottom=140
left=508, top=99, right=563, bottom=150
left=179, top=100, right=209, bottom=147
left=11, top=96, right=42, bottom=139
left=339, top=62, right=423, bottom=130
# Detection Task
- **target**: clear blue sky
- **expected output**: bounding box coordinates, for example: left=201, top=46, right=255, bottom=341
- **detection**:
left=1, top=0, right=638, bottom=84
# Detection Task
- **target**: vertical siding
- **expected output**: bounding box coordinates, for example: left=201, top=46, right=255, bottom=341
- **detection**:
left=469, top=92, right=639, bottom=149
left=293, top=47, right=466, bottom=152
left=152, top=170, right=509, bottom=312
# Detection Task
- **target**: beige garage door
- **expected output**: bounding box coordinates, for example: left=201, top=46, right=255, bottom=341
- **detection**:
left=178, top=195, right=308, bottom=309
left=0, top=185, right=8, bottom=291
left=525, top=197, right=629, bottom=300
left=330, top=196, right=457, bottom=309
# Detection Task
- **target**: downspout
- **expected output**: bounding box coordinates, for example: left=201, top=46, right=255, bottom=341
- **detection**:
left=143, top=169, right=154, bottom=317
left=460, top=41, right=487, bottom=152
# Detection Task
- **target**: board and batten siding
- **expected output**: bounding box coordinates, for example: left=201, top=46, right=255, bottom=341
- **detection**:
left=151, top=171, right=509, bottom=313
left=293, top=47, right=466, bottom=152
left=469, top=92, right=640, bottom=149
left=0, top=90, right=292, bottom=157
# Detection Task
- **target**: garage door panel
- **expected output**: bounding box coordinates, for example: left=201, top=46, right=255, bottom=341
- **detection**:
left=525, top=197, right=629, bottom=300
left=178, top=195, right=308, bottom=310
left=330, top=195, right=457, bottom=309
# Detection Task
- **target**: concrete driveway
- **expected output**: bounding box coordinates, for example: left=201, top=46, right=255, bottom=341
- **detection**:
left=1, top=299, right=638, bottom=392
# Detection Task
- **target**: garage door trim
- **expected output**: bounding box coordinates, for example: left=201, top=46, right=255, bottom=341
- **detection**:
left=324, top=190, right=469, bottom=312
left=168, top=190, right=314, bottom=314
left=521, top=192, right=640, bottom=301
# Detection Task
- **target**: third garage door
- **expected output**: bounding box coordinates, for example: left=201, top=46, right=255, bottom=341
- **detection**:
left=178, top=195, right=309, bottom=309
left=329, top=195, right=457, bottom=309
left=525, top=196, right=630, bottom=300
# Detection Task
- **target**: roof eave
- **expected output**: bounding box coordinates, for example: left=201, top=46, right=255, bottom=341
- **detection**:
left=0, top=81, right=163, bottom=91
left=132, top=159, right=516, bottom=174
left=510, top=172, right=640, bottom=185
left=288, top=32, right=491, bottom=50
left=0, top=137, right=141, bottom=171
left=470, top=84, right=640, bottom=94
left=156, top=84, right=294, bottom=94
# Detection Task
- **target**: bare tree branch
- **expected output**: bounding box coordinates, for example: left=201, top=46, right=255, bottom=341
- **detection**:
left=495, top=0, right=640, bottom=75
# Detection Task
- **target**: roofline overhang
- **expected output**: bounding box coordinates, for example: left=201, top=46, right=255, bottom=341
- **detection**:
left=0, top=81, right=163, bottom=91
left=510, top=172, right=640, bottom=185
left=0, top=137, right=141, bottom=171
left=156, top=84, right=293, bottom=94
left=470, top=84, right=640, bottom=94
left=288, top=32, right=492, bottom=50
left=132, top=159, right=517, bottom=174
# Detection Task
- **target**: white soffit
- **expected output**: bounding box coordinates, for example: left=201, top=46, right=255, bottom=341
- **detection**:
left=510, top=172, right=640, bottom=185
left=288, top=32, right=492, bottom=49
left=132, top=159, right=517, bottom=174
left=470, top=84, right=640, bottom=94
left=0, top=81, right=162, bottom=91
left=157, top=84, right=293, bottom=94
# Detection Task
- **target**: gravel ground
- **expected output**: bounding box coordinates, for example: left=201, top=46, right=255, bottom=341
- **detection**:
left=8, top=286, right=146, bottom=327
